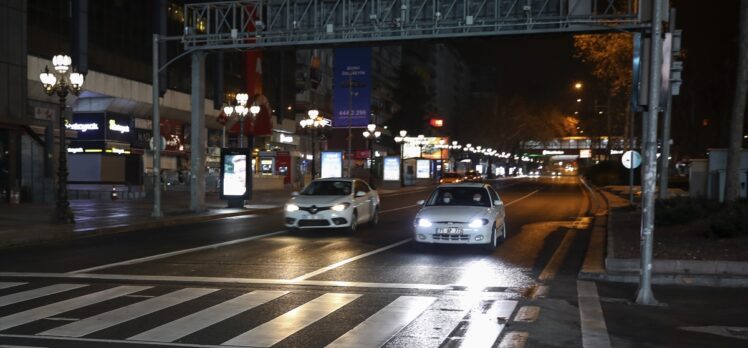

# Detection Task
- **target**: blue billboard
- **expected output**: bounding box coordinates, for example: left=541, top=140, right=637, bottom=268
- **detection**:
left=333, top=48, right=371, bottom=128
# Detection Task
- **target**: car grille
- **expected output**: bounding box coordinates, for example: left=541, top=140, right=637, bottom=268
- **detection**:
left=299, top=206, right=330, bottom=214
left=434, top=221, right=466, bottom=225
left=298, top=220, right=331, bottom=227
left=433, top=234, right=470, bottom=241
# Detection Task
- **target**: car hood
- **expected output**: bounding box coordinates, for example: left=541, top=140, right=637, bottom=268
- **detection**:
left=289, top=195, right=350, bottom=207
left=416, top=206, right=490, bottom=223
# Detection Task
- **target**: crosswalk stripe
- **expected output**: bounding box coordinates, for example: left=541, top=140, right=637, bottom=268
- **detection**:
left=0, top=284, right=88, bottom=308
left=326, top=296, right=436, bottom=348
left=0, top=282, right=27, bottom=290
left=39, top=287, right=217, bottom=338
left=129, top=290, right=289, bottom=343
left=0, top=286, right=150, bottom=331
left=222, top=293, right=361, bottom=347
left=453, top=300, right=518, bottom=348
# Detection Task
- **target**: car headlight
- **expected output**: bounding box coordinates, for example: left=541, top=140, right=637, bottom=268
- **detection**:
left=417, top=218, right=432, bottom=227
left=331, top=202, right=351, bottom=211
left=468, top=218, right=490, bottom=228
left=285, top=204, right=299, bottom=212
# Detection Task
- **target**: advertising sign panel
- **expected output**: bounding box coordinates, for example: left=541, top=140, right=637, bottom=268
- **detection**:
left=105, top=114, right=132, bottom=143
left=383, top=156, right=400, bottom=181
left=403, top=136, right=449, bottom=160
left=220, top=148, right=251, bottom=198
left=333, top=48, right=371, bottom=128
left=320, top=151, right=343, bottom=178
left=416, top=159, right=431, bottom=179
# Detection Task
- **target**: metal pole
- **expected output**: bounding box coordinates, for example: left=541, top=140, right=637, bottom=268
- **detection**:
left=636, top=0, right=663, bottom=306
left=658, top=8, right=676, bottom=200
left=239, top=115, right=245, bottom=148
left=311, top=130, right=316, bottom=179
left=222, top=125, right=226, bottom=147
left=189, top=51, right=206, bottom=212
left=347, top=74, right=353, bottom=178
left=55, top=92, right=74, bottom=223
left=151, top=33, right=163, bottom=218
left=400, top=143, right=405, bottom=187
left=629, top=109, right=635, bottom=204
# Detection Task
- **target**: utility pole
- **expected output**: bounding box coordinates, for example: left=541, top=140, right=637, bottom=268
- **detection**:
left=636, top=0, right=664, bottom=306
left=347, top=74, right=353, bottom=178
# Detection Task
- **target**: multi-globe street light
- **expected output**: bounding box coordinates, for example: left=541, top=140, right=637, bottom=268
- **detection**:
left=299, top=109, right=329, bottom=179
left=362, top=123, right=382, bottom=187
left=222, top=93, right=253, bottom=148
left=39, top=54, right=85, bottom=223
left=393, top=130, right=407, bottom=187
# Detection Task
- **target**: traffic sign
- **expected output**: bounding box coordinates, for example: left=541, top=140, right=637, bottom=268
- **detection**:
left=622, top=150, right=641, bottom=169
left=149, top=136, right=167, bottom=152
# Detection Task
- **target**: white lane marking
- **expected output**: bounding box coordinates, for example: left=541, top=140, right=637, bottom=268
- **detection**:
left=498, top=331, right=529, bottom=348
left=0, top=334, right=229, bottom=348
left=290, top=239, right=412, bottom=281
left=380, top=204, right=421, bottom=213
left=0, top=272, right=513, bottom=293
left=513, top=306, right=540, bottom=323
left=44, top=317, right=79, bottom=321
left=0, top=284, right=88, bottom=308
left=129, top=290, right=288, bottom=343
left=0, top=286, right=150, bottom=331
left=504, top=189, right=541, bottom=207
left=538, top=230, right=578, bottom=281
left=578, top=281, right=612, bottom=348
left=0, top=345, right=49, bottom=348
left=679, top=326, right=748, bottom=340
left=39, top=287, right=217, bottom=338
left=68, top=230, right=287, bottom=274
left=0, top=282, right=26, bottom=290
left=223, top=293, right=361, bottom=347
left=326, top=296, right=436, bottom=348
left=453, top=300, right=518, bottom=348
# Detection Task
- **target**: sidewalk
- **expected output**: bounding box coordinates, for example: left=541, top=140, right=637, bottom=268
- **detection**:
left=0, top=184, right=433, bottom=249
left=579, top=185, right=748, bottom=287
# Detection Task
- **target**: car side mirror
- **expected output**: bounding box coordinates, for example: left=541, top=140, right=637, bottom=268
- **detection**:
left=355, top=191, right=367, bottom=197
left=494, top=200, right=504, bottom=206
left=417, top=199, right=425, bottom=205
left=291, top=191, right=299, bottom=197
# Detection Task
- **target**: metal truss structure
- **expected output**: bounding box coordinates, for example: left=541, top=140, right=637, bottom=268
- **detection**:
left=182, top=0, right=646, bottom=50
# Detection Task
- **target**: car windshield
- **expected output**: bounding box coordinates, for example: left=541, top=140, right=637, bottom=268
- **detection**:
left=426, top=187, right=490, bottom=207
left=301, top=180, right=352, bottom=196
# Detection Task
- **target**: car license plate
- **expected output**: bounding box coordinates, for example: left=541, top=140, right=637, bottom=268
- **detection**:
left=437, top=227, right=462, bottom=234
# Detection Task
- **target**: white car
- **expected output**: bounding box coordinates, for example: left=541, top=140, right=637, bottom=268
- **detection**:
left=284, top=178, right=380, bottom=232
left=413, top=183, right=507, bottom=251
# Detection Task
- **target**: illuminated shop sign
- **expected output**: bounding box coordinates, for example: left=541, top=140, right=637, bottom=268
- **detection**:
left=279, top=134, right=294, bottom=143
left=542, top=150, right=565, bottom=155
left=67, top=147, right=84, bottom=154
left=66, top=122, right=100, bottom=132
left=108, top=119, right=130, bottom=133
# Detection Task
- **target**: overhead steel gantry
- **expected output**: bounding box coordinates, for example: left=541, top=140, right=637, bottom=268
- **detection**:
left=181, top=0, right=646, bottom=50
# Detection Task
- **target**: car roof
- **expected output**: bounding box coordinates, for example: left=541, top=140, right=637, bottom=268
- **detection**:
left=438, top=182, right=488, bottom=188
left=312, top=177, right=355, bottom=182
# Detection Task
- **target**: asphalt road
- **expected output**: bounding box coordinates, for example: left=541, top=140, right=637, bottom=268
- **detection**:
left=1, top=176, right=746, bottom=348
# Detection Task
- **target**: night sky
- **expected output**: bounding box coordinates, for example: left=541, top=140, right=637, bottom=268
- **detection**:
left=449, top=0, right=743, bottom=158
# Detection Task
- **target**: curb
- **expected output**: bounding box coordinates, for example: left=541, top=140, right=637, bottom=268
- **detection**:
left=577, top=184, right=748, bottom=287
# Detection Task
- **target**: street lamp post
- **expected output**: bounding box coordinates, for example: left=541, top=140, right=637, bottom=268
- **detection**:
left=362, top=123, right=381, bottom=188
left=394, top=130, right=407, bottom=187
left=223, top=93, right=250, bottom=148
left=417, top=134, right=425, bottom=158
left=40, top=55, right=84, bottom=224
left=300, top=109, right=329, bottom=179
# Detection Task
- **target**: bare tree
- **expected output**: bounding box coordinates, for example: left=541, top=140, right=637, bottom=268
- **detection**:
left=725, top=0, right=748, bottom=205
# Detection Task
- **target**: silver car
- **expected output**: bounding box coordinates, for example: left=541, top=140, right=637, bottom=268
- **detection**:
left=413, top=183, right=507, bottom=251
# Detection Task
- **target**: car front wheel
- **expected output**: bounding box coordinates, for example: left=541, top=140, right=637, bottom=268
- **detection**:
left=368, top=206, right=379, bottom=226
left=482, top=223, right=498, bottom=252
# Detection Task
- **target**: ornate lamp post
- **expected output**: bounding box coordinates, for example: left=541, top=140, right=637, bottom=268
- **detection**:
left=300, top=109, right=329, bottom=179
left=362, top=123, right=382, bottom=187
left=222, top=93, right=250, bottom=147
left=40, top=54, right=84, bottom=224
left=394, top=130, right=407, bottom=187
left=417, top=134, right=425, bottom=158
